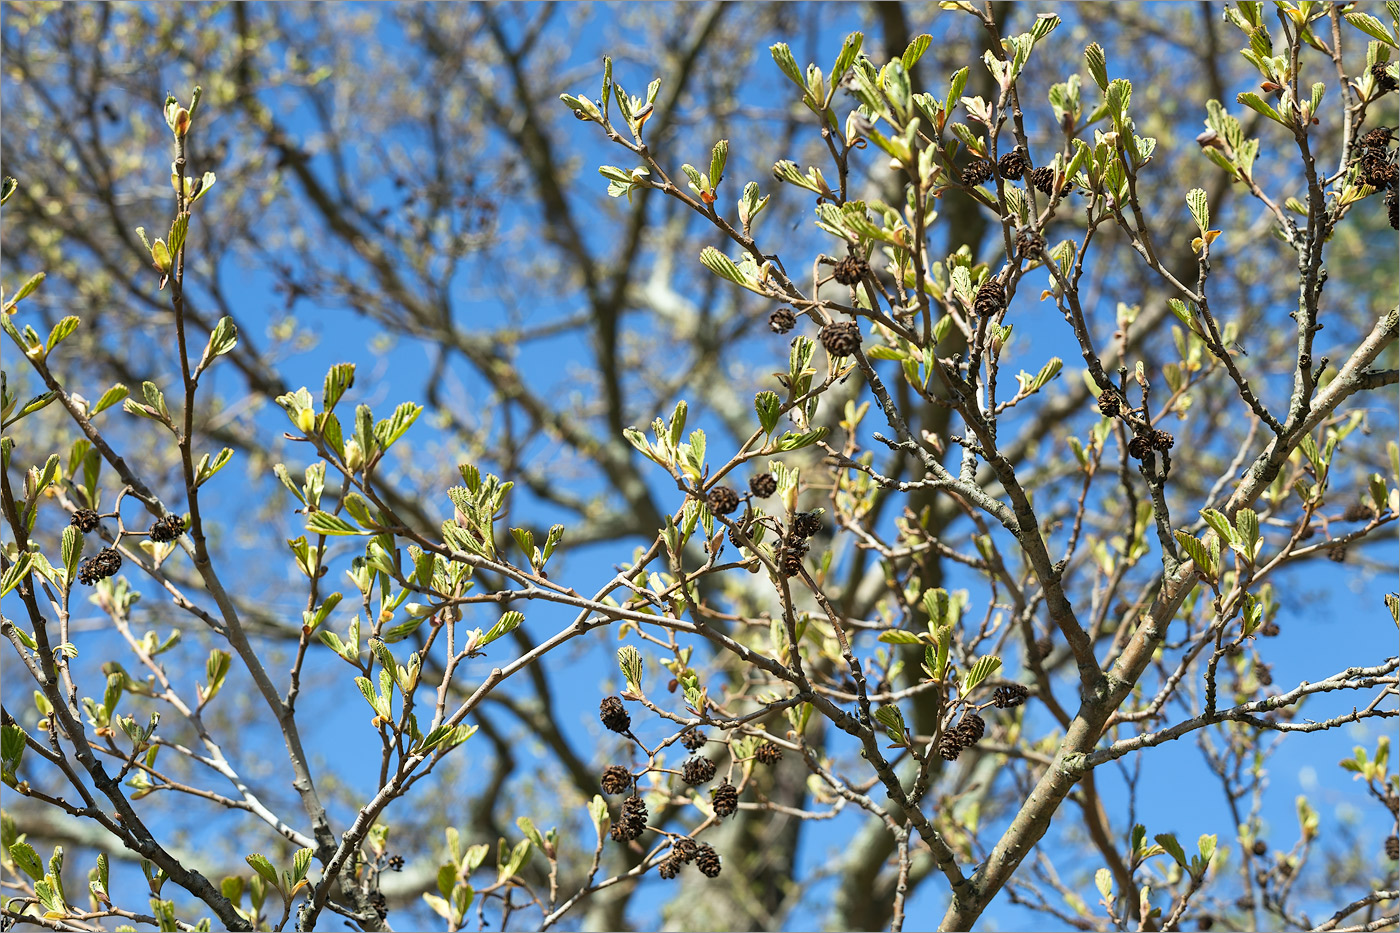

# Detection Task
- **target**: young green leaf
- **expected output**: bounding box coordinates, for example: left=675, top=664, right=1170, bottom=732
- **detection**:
left=961, top=655, right=1002, bottom=693
left=1154, top=832, right=1187, bottom=867
left=244, top=853, right=280, bottom=892
left=1186, top=188, right=1210, bottom=233
left=1084, top=43, right=1109, bottom=91
left=617, top=645, right=644, bottom=693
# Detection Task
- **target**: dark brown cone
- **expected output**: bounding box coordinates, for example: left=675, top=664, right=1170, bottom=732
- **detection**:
left=711, top=779, right=739, bottom=818
left=1097, top=387, right=1123, bottom=418
left=695, top=843, right=722, bottom=877
left=1150, top=428, right=1174, bottom=451
left=1358, top=151, right=1397, bottom=188
left=1343, top=502, right=1376, bottom=523
left=754, top=741, right=783, bottom=765
left=936, top=731, right=963, bottom=761
left=1359, top=127, right=1396, bottom=151
left=819, top=321, right=862, bottom=357
left=601, top=765, right=633, bottom=795
left=992, top=683, right=1030, bottom=709
left=961, top=159, right=994, bottom=186
left=1260, top=621, right=1281, bottom=637
left=769, top=307, right=797, bottom=334
left=791, top=511, right=823, bottom=539
left=672, top=836, right=699, bottom=862
left=1387, top=835, right=1399, bottom=860
left=707, top=486, right=740, bottom=516
left=1015, top=228, right=1045, bottom=258
left=148, top=514, right=186, bottom=543
left=749, top=473, right=777, bottom=498
left=777, top=537, right=807, bottom=578
left=680, top=729, right=708, bottom=751
left=657, top=855, right=683, bottom=879
left=1034, top=634, right=1054, bottom=661
left=1028, top=165, right=1056, bottom=193
left=387, top=854, right=405, bottom=871
left=1387, top=186, right=1398, bottom=230
left=681, top=755, right=717, bottom=785
left=77, top=548, right=121, bottom=585
left=832, top=255, right=869, bottom=286
left=955, top=712, right=985, bottom=746
left=1252, top=840, right=1268, bottom=857
left=599, top=696, right=631, bottom=733
left=70, top=509, right=101, bottom=533
left=727, top=521, right=746, bottom=551
left=1327, top=544, right=1348, bottom=563
left=998, top=150, right=1028, bottom=180
left=1256, top=663, right=1273, bottom=687
left=973, top=279, right=1004, bottom=317
left=1127, top=435, right=1153, bottom=460
left=610, top=796, right=648, bottom=843
left=1371, top=61, right=1398, bottom=93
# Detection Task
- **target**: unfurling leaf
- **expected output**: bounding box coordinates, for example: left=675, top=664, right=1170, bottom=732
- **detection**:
left=617, top=645, right=644, bottom=693
left=961, top=655, right=1002, bottom=693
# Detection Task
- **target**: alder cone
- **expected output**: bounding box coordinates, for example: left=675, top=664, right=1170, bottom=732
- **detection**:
left=1097, top=387, right=1123, bottom=418
left=599, top=696, right=630, bottom=733
left=77, top=548, right=122, bottom=585
left=695, top=843, right=722, bottom=877
left=1371, top=61, right=1398, bottom=93
left=790, top=510, right=823, bottom=539
left=610, top=796, right=648, bottom=843
left=601, top=765, right=632, bottom=795
left=955, top=712, right=985, bottom=746
left=707, top=485, right=740, bottom=516
left=962, top=159, right=994, bottom=186
left=149, top=514, right=186, bottom=542
left=819, top=321, right=861, bottom=357
left=1359, top=127, right=1396, bottom=151
left=1029, top=165, right=1056, bottom=193
left=672, top=836, right=698, bottom=862
left=998, top=150, right=1028, bottom=179
left=749, top=473, right=777, bottom=498
left=832, top=255, right=868, bottom=285
left=1343, top=502, right=1376, bottom=523
left=973, top=279, right=1004, bottom=317
left=711, top=779, right=739, bottom=817
left=754, top=741, right=783, bottom=765
left=776, top=536, right=808, bottom=578
left=992, top=684, right=1030, bottom=709
left=681, top=755, right=716, bottom=786
left=936, top=731, right=963, bottom=761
